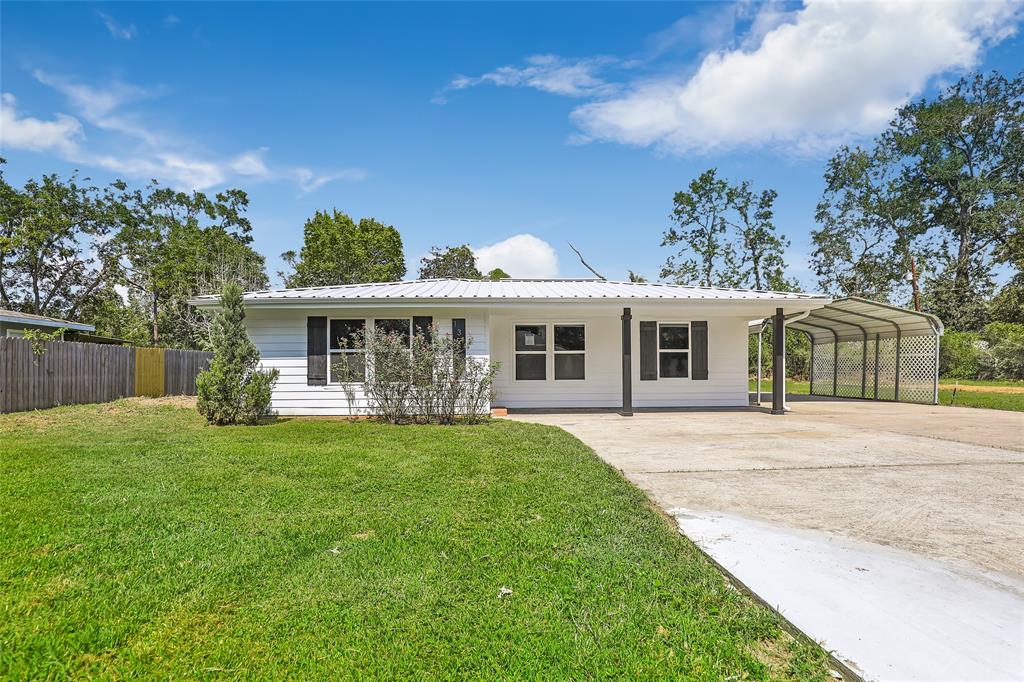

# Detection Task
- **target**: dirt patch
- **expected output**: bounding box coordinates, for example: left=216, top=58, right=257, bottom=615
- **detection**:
left=939, top=384, right=1024, bottom=394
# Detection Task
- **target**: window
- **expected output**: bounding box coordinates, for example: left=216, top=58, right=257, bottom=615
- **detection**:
left=514, top=323, right=586, bottom=381
left=515, top=324, right=546, bottom=380
left=553, top=324, right=585, bottom=380
left=658, top=323, right=689, bottom=378
left=374, top=318, right=411, bottom=347
left=329, top=319, right=366, bottom=383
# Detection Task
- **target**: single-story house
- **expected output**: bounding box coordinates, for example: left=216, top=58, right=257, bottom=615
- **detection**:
left=193, top=278, right=832, bottom=416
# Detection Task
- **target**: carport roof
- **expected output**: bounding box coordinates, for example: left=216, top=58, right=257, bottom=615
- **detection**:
left=750, top=297, right=944, bottom=343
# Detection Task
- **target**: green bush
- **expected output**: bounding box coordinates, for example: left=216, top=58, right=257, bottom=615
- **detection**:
left=939, top=331, right=982, bottom=379
left=196, top=283, right=279, bottom=425
left=981, top=322, right=1024, bottom=380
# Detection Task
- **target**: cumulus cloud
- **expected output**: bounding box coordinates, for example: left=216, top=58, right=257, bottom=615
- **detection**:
left=436, top=54, right=620, bottom=103
left=98, top=12, right=137, bottom=40
left=13, top=71, right=366, bottom=193
left=0, top=93, right=83, bottom=156
left=474, top=234, right=559, bottom=278
left=571, top=0, right=1021, bottom=154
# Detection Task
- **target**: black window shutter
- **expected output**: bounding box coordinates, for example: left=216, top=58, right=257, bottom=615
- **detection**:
left=691, top=321, right=709, bottom=380
left=452, top=318, right=467, bottom=364
left=307, top=316, right=327, bottom=386
left=639, top=321, right=657, bottom=381
left=413, top=316, right=433, bottom=343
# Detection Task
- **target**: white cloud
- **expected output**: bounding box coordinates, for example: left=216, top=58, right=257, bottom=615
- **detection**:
left=0, top=93, right=83, bottom=156
left=293, top=167, right=369, bottom=194
left=164, top=15, right=181, bottom=28
left=571, top=0, right=1021, bottom=154
left=98, top=12, right=137, bottom=40
left=473, top=234, right=559, bottom=278
left=15, top=71, right=367, bottom=193
left=437, top=54, right=619, bottom=103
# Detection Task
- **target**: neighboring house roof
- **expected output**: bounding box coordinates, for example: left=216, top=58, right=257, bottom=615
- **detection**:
left=0, top=308, right=95, bottom=332
left=191, top=278, right=831, bottom=305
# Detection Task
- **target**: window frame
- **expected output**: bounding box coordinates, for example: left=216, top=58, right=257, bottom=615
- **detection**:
left=657, top=321, right=691, bottom=380
left=327, top=317, right=369, bottom=385
left=552, top=323, right=586, bottom=382
left=511, top=322, right=587, bottom=383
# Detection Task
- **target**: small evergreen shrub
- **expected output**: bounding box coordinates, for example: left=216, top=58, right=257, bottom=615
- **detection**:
left=196, top=283, right=279, bottom=425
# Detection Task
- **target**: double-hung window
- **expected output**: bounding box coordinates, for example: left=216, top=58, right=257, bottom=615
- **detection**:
left=514, top=324, right=547, bottom=380
left=374, top=318, right=412, bottom=347
left=658, top=323, right=689, bottom=378
left=329, top=319, right=366, bottom=383
left=514, top=323, right=586, bottom=381
left=553, top=324, right=585, bottom=380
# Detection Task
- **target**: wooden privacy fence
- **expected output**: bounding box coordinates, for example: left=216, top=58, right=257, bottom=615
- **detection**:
left=0, top=337, right=213, bottom=413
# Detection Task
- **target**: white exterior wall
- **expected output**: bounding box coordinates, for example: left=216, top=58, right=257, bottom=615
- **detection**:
left=490, top=309, right=749, bottom=409
left=245, top=306, right=489, bottom=416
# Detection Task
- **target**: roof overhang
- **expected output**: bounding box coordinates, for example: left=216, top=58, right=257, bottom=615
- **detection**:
left=0, top=313, right=94, bottom=332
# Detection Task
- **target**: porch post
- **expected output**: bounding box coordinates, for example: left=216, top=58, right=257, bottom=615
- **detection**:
left=621, top=307, right=633, bottom=416
left=772, top=308, right=785, bottom=415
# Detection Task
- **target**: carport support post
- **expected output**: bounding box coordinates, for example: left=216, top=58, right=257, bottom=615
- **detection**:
left=873, top=334, right=881, bottom=400
left=621, top=307, right=633, bottom=416
left=756, top=329, right=763, bottom=404
left=860, top=331, right=868, bottom=398
left=894, top=329, right=902, bottom=402
left=771, top=308, right=785, bottom=415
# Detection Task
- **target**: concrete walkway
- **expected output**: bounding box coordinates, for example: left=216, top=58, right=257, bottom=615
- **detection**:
left=508, top=399, right=1024, bottom=681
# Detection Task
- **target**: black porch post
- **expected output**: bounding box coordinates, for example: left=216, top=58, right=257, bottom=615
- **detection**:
left=772, top=307, right=785, bottom=415
left=621, top=307, right=633, bottom=416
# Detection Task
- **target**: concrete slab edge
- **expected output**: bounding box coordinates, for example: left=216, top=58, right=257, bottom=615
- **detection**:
left=681, top=529, right=865, bottom=682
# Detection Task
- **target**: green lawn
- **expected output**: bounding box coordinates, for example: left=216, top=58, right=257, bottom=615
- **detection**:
left=0, top=400, right=828, bottom=680
left=749, top=378, right=1024, bottom=412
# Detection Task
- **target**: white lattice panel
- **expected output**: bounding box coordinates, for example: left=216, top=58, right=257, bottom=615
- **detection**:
left=809, top=335, right=937, bottom=404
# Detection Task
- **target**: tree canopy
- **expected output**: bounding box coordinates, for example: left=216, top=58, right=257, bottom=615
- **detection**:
left=419, top=244, right=482, bottom=279
left=661, top=169, right=790, bottom=289
left=281, top=210, right=405, bottom=288
left=812, top=71, right=1023, bottom=330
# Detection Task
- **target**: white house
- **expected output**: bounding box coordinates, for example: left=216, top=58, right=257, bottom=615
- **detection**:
left=192, top=278, right=832, bottom=416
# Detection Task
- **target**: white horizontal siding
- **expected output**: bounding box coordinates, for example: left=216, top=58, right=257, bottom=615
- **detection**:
left=490, top=312, right=748, bottom=409
left=245, top=306, right=488, bottom=416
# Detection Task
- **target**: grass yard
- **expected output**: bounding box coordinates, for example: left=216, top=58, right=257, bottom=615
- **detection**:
left=0, top=399, right=829, bottom=680
left=749, top=378, right=1024, bottom=412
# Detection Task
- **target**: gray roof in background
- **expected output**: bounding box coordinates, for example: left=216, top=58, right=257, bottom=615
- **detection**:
left=191, top=278, right=831, bottom=304
left=0, top=309, right=95, bottom=332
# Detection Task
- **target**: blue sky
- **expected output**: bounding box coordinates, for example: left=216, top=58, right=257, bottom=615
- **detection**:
left=2, top=1, right=1022, bottom=289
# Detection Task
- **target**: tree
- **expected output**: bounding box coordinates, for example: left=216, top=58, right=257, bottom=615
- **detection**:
left=281, top=210, right=405, bottom=287
left=486, top=267, right=510, bottom=280
left=627, top=270, right=647, bottom=283
left=661, top=170, right=790, bottom=289
left=419, top=244, right=481, bottom=279
left=661, top=169, right=740, bottom=287
left=118, top=186, right=265, bottom=346
left=812, top=145, right=929, bottom=301
left=0, top=167, right=126, bottom=319
left=196, top=282, right=279, bottom=425
left=730, top=183, right=789, bottom=290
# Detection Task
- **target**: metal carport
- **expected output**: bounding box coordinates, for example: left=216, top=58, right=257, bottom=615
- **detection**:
left=752, top=297, right=945, bottom=406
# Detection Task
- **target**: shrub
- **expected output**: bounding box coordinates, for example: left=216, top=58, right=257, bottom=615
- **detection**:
left=196, top=283, right=279, bottom=425
left=981, top=322, right=1024, bottom=380
left=939, top=331, right=982, bottom=379
left=334, top=323, right=499, bottom=424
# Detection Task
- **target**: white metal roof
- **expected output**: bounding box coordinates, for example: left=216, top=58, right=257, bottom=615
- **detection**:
left=749, top=297, right=944, bottom=342
left=191, top=278, right=830, bottom=305
left=0, top=308, right=95, bottom=332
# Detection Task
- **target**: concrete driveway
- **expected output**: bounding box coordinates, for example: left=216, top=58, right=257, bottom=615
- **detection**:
left=508, top=399, right=1024, bottom=681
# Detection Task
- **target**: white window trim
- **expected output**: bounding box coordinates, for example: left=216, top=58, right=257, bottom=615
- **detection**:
left=657, top=321, right=691, bottom=380
left=512, top=322, right=587, bottom=383
left=328, top=317, right=368, bottom=385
